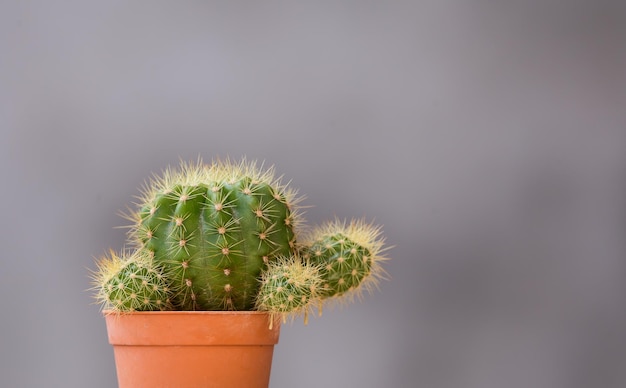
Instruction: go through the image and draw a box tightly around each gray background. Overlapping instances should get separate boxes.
[1,1,625,387]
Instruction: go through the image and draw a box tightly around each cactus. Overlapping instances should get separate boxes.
[256,255,322,328]
[92,250,172,312]
[301,219,389,305]
[125,159,303,311]
[91,158,391,328]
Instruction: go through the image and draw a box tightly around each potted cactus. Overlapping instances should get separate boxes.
[92,158,389,388]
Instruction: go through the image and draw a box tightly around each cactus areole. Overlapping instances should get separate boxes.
[130,160,299,311]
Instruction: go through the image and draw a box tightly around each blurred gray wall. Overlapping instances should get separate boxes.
[1,1,625,387]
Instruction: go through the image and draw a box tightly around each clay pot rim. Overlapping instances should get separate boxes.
[104,309,281,346]
[102,310,271,316]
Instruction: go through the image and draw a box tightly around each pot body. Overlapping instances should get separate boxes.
[104,311,281,388]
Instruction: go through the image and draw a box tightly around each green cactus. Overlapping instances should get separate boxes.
[92,250,172,312]
[256,255,322,328]
[91,158,391,328]
[302,219,389,304]
[126,159,303,311]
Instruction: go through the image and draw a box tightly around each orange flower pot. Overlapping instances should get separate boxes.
[104,311,281,388]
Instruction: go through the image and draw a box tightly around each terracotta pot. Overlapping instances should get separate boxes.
[104,311,281,388]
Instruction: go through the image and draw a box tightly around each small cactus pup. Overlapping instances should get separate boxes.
[302,218,389,310]
[256,255,322,329]
[92,249,172,312]
[126,158,304,311]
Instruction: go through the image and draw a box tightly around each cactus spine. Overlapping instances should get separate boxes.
[128,159,302,311]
